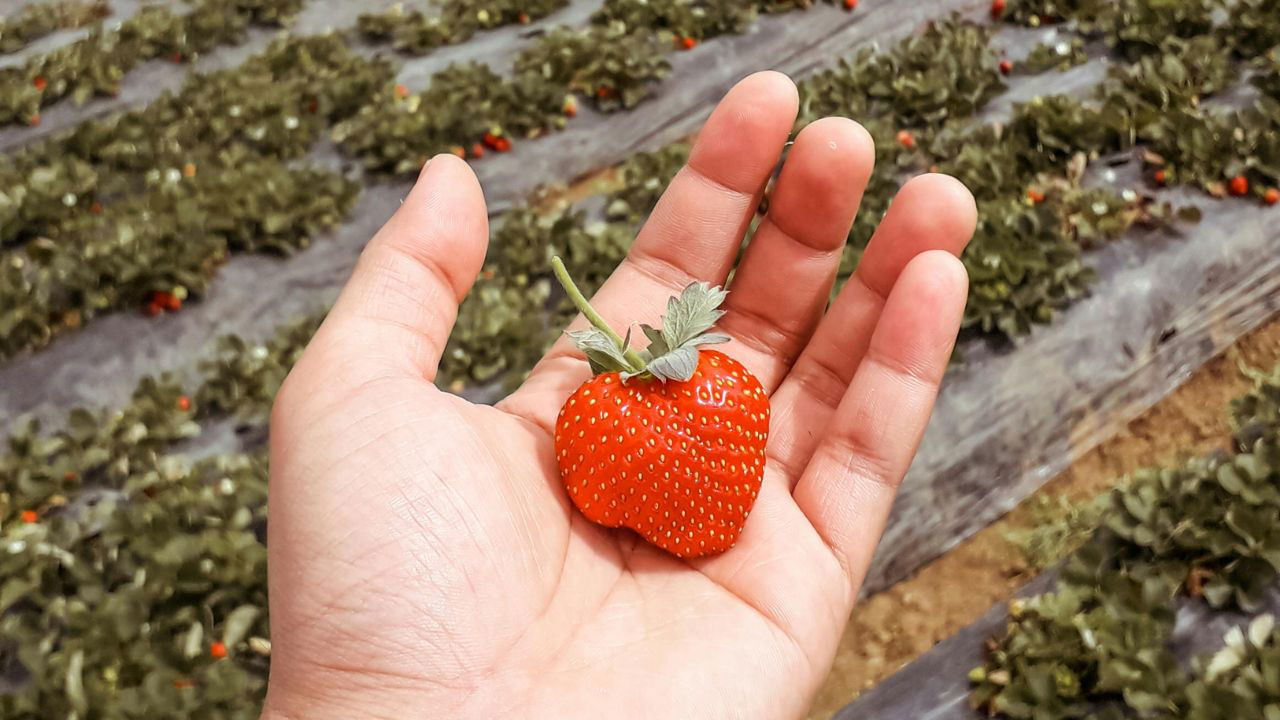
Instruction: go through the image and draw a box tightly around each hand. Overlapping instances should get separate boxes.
[262,72,976,720]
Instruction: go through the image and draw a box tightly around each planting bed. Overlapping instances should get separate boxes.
[2,0,1280,716]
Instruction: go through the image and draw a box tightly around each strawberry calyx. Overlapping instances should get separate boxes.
[551,256,729,383]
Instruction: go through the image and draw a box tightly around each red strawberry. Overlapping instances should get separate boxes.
[1229,175,1249,197]
[550,258,769,558]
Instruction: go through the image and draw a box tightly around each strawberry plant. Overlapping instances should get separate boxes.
[0,0,109,54]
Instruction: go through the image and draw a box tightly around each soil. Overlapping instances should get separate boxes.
[805,316,1280,720]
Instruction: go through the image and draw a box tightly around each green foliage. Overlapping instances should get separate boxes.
[798,18,1005,129]
[0,0,109,54]
[1005,493,1110,571]
[342,0,826,173]
[0,0,307,126]
[1003,0,1220,59]
[334,62,566,173]
[604,142,691,222]
[357,0,570,55]
[0,305,329,716]
[591,0,757,40]
[0,34,386,360]
[439,208,634,388]
[1021,38,1088,74]
[518,24,672,111]
[197,314,326,421]
[972,367,1280,718]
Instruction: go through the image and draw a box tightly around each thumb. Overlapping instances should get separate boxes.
[319,154,489,383]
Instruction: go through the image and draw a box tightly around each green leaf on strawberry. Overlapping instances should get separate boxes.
[551,256,730,383]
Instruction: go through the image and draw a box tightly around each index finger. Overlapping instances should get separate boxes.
[504,71,798,425]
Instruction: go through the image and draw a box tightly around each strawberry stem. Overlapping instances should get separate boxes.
[551,256,647,371]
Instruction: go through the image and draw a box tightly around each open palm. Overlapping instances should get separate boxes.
[262,72,976,720]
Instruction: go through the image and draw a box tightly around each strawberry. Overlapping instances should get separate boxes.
[1265,188,1279,206]
[550,258,769,558]
[990,0,1006,18]
[1229,175,1249,197]
[998,58,1013,75]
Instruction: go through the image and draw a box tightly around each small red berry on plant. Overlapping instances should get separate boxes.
[471,143,485,158]
[21,510,38,524]
[596,86,613,99]
[154,291,181,311]
[33,76,47,91]
[494,137,512,152]
[177,395,192,411]
[998,59,1013,75]
[1229,175,1249,197]
[210,643,227,659]
[1154,169,1167,186]
[843,0,857,9]
[1027,188,1046,204]
[1265,188,1279,206]
[681,36,697,50]
[991,0,1006,17]
[550,257,769,558]
[394,84,409,99]
[563,97,578,117]
[896,129,915,149]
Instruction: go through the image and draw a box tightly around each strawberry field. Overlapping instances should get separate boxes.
[2,0,1280,717]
